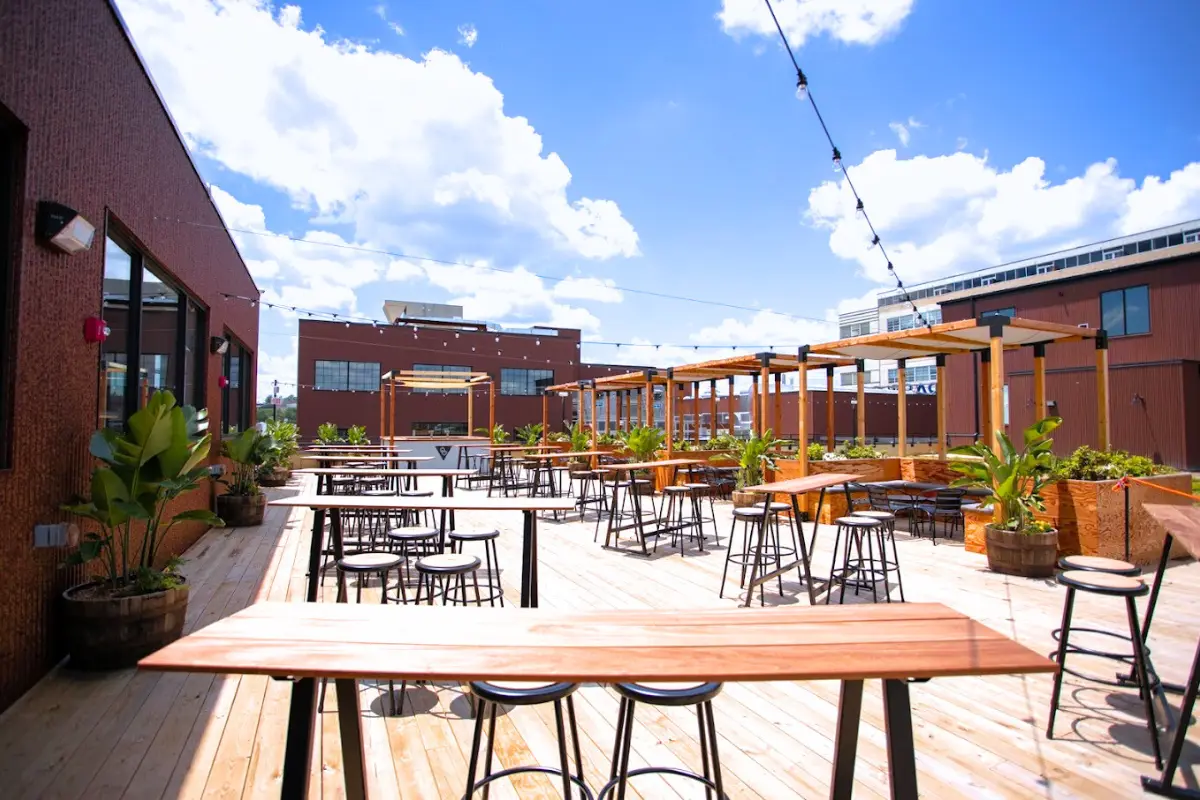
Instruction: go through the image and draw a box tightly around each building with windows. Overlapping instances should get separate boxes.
[296,304,647,439]
[0,0,259,710]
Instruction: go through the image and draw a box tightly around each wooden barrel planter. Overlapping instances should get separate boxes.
[984,525,1058,578]
[731,489,758,508]
[258,468,290,487]
[217,493,267,527]
[61,580,189,670]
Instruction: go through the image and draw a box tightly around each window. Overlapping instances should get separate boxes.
[222,335,251,433]
[501,368,553,396]
[1185,230,1199,244]
[839,372,857,387]
[0,109,22,468]
[348,361,380,391]
[838,321,873,338]
[314,360,348,390]
[887,365,937,385]
[1103,248,1124,261]
[413,363,470,394]
[100,230,208,429]
[1100,285,1150,336]
[982,307,1015,318]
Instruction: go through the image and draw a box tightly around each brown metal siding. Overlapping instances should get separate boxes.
[0,0,259,710]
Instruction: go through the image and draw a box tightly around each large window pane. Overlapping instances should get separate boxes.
[183,301,204,407]
[500,368,553,396]
[1100,289,1125,336]
[1124,285,1150,335]
[348,361,381,391]
[140,263,178,399]
[101,237,133,429]
[314,360,348,390]
[222,337,251,433]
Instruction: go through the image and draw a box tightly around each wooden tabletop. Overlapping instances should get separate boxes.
[299,455,432,463]
[269,494,576,512]
[743,472,861,495]
[526,450,610,460]
[603,458,700,471]
[1144,503,1200,559]
[292,468,474,477]
[139,602,1054,683]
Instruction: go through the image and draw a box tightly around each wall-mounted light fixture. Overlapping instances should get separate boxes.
[210,335,230,355]
[36,201,95,254]
[83,317,110,344]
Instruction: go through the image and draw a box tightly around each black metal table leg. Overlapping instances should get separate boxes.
[305,509,326,603]
[740,493,773,608]
[830,679,864,800]
[520,510,538,608]
[335,677,368,800]
[790,494,817,605]
[1119,532,1186,694]
[1142,635,1200,799]
[882,678,919,800]
[280,677,317,799]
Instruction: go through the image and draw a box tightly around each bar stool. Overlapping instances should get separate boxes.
[684,477,720,544]
[386,526,441,599]
[449,529,505,606]
[825,516,890,604]
[573,468,606,521]
[1058,555,1140,576]
[720,506,788,605]
[850,509,905,602]
[414,552,483,606]
[660,485,704,554]
[464,681,591,799]
[398,489,435,527]
[600,682,725,800]
[1047,569,1163,769]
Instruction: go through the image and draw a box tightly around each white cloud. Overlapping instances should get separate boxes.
[119,0,638,260]
[550,276,623,303]
[1119,163,1200,234]
[955,136,968,151]
[690,309,835,348]
[256,330,298,399]
[718,0,914,47]
[372,3,404,35]
[457,23,477,48]
[887,116,922,147]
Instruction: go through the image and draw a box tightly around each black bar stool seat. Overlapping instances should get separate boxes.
[1058,554,1140,576]
[465,681,591,799]
[601,682,725,799]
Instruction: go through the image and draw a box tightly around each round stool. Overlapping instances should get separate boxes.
[683,482,720,542]
[826,516,891,604]
[1047,569,1163,769]
[414,552,482,606]
[661,485,704,554]
[1058,555,1140,576]
[465,681,591,799]
[851,509,905,601]
[600,682,724,799]
[398,489,435,526]
[385,526,440,600]
[720,506,789,605]
[325,551,403,715]
[449,529,505,606]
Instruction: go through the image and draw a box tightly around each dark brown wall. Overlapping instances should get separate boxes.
[942,254,1200,467]
[0,0,259,710]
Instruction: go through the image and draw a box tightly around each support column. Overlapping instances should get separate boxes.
[897,359,908,458]
[675,383,684,442]
[634,389,641,427]
[1033,343,1047,423]
[541,391,548,444]
[645,376,655,428]
[693,382,702,445]
[797,347,809,477]
[1096,333,1110,450]
[709,380,717,445]
[750,374,759,437]
[727,377,736,436]
[855,360,866,443]
[979,349,992,445]
[378,374,385,442]
[467,379,475,435]
[665,370,675,455]
[826,365,836,451]
[773,372,783,439]
[989,335,1005,456]
[488,378,495,439]
[589,385,598,449]
[388,376,396,447]
[935,355,947,459]
[758,356,771,438]
[605,391,612,437]
[576,386,584,430]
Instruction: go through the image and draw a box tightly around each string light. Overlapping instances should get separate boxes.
[761,0,932,328]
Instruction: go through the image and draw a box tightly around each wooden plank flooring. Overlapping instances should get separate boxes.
[2,474,1198,799]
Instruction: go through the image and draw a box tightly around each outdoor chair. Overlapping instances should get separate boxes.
[916,489,965,544]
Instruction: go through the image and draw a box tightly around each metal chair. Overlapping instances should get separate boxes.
[916,489,965,544]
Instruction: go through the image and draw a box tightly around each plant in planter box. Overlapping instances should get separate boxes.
[806,442,826,462]
[619,426,665,492]
[1051,446,1171,481]
[564,423,594,473]
[217,429,279,527]
[547,430,571,444]
[316,421,343,445]
[475,424,510,444]
[704,433,739,451]
[515,423,544,446]
[260,419,298,486]
[345,424,370,445]
[597,432,622,447]
[949,416,1062,578]
[726,429,784,506]
[61,390,224,669]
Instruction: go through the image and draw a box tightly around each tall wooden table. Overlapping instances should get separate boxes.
[1139,503,1200,799]
[140,602,1055,800]
[742,473,859,606]
[294,466,475,528]
[599,459,699,554]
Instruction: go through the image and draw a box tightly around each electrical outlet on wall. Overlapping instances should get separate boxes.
[33,522,79,548]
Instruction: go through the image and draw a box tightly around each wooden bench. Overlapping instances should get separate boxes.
[140,602,1053,800]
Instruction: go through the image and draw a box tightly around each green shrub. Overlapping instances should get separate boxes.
[836,440,884,459]
[704,433,739,451]
[515,423,544,446]
[345,425,369,445]
[806,442,826,461]
[316,422,342,444]
[1051,446,1171,481]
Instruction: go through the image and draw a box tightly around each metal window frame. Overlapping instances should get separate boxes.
[499,367,554,396]
[313,360,349,390]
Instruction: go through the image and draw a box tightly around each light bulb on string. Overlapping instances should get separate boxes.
[795,69,808,101]
[832,147,842,171]
[855,199,865,219]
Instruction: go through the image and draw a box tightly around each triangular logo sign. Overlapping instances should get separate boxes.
[436,445,452,459]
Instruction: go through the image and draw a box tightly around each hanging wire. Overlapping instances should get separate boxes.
[761,0,932,328]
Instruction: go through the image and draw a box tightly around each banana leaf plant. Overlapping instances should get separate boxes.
[63,390,224,595]
[515,423,544,446]
[221,429,279,496]
[620,426,665,463]
[948,416,1061,533]
[726,429,784,489]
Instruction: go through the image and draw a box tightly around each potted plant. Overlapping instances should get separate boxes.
[475,424,510,444]
[217,429,278,526]
[949,416,1062,578]
[566,423,593,474]
[316,421,343,445]
[61,390,224,670]
[620,426,665,494]
[259,419,298,486]
[726,429,784,507]
[345,424,369,445]
[515,423,544,447]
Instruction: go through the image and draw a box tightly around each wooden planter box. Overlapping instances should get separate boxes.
[964,473,1192,566]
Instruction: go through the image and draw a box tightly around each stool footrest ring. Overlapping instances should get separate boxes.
[463,766,594,800]
[597,767,727,800]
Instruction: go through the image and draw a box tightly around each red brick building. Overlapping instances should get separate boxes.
[0,0,259,710]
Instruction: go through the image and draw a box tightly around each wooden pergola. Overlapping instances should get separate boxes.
[800,315,1108,476]
[379,370,494,446]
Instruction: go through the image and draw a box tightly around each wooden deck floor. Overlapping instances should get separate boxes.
[2,475,1199,799]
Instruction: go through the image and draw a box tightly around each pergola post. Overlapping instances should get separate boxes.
[540,390,548,444]
[1033,342,1047,423]
[773,373,782,440]
[388,375,396,447]
[576,386,584,431]
[1096,332,1110,450]
[708,380,717,444]
[676,382,684,442]
[634,388,641,427]
[488,377,495,439]
[589,384,598,449]
[467,378,475,435]
[935,355,947,459]
[758,355,771,438]
[727,377,736,436]
[750,374,759,437]
[855,360,866,443]
[378,373,385,442]
[797,347,809,476]
[604,391,612,437]
[896,358,908,458]
[693,382,701,445]
[825,365,836,451]
[665,369,675,455]
[645,372,655,428]
[980,349,992,445]
[988,330,1005,455]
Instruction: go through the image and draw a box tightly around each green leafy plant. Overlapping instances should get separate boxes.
[263,419,298,472]
[621,426,665,463]
[567,422,591,453]
[1051,445,1171,481]
[816,439,885,461]
[546,430,571,443]
[675,439,698,451]
[807,442,826,461]
[475,424,510,444]
[597,432,622,446]
[62,390,224,596]
[515,423,544,446]
[704,433,739,451]
[949,416,1062,533]
[221,429,279,496]
[316,422,342,444]
[725,429,785,489]
[345,425,369,445]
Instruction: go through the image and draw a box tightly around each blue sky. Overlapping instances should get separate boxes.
[116,0,1200,398]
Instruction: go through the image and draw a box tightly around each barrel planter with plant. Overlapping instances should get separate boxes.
[725,430,784,507]
[217,428,278,527]
[949,416,1062,578]
[61,390,224,669]
[258,419,298,486]
[565,423,593,475]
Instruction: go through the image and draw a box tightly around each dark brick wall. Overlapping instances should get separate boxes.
[0,0,258,710]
